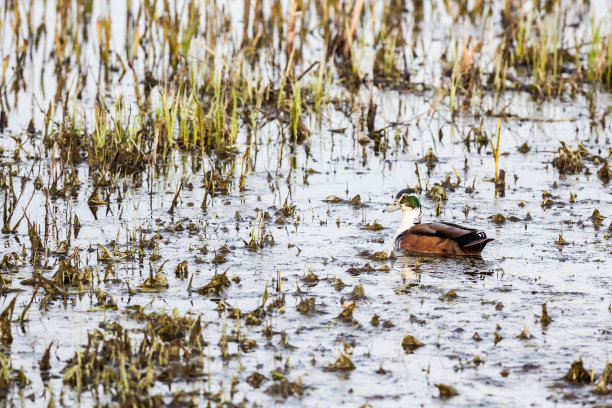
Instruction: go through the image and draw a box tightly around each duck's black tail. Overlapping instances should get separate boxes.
[460,232,494,255]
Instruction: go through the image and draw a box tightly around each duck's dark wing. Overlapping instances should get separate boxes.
[401,222,493,254]
[409,222,476,238]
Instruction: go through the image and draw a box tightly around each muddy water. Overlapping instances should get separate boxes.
[2,89,610,406]
[1,1,611,407]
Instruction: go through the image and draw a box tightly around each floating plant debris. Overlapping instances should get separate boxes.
[563,360,594,385]
[265,378,304,399]
[247,372,268,389]
[347,284,366,300]
[590,209,606,226]
[141,269,169,289]
[516,325,534,340]
[490,214,506,224]
[592,362,612,395]
[366,251,388,261]
[301,270,320,286]
[211,252,228,265]
[401,335,424,353]
[518,143,531,153]
[332,278,346,291]
[597,161,610,182]
[382,320,395,328]
[296,298,319,316]
[346,263,376,275]
[361,222,384,231]
[420,148,439,163]
[328,353,356,371]
[348,194,362,208]
[441,289,458,300]
[175,261,188,278]
[196,272,230,296]
[541,198,554,208]
[0,297,17,344]
[541,303,553,327]
[426,184,448,201]
[435,383,458,399]
[323,195,344,203]
[552,143,587,174]
[336,303,357,324]
[53,259,92,286]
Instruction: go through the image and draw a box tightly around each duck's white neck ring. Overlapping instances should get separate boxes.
[393,208,421,243]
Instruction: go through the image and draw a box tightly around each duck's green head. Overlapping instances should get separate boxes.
[384,188,420,213]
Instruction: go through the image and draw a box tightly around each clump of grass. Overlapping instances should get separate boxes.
[245,211,274,251]
[497,0,611,96]
[552,142,587,174]
[63,309,204,403]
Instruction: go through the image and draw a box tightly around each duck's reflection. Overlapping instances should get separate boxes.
[400,260,420,283]
[395,252,496,286]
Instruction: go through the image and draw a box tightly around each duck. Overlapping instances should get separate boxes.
[383,188,493,256]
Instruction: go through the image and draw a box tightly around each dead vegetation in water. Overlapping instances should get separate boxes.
[401,335,424,353]
[53,258,92,286]
[327,352,356,371]
[540,303,553,327]
[141,262,169,289]
[592,362,612,395]
[336,302,358,325]
[563,359,594,384]
[196,271,230,296]
[62,309,205,404]
[0,352,30,397]
[358,250,389,262]
[435,383,458,399]
[265,376,304,399]
[551,143,612,183]
[552,143,587,174]
[361,221,384,231]
[296,298,320,316]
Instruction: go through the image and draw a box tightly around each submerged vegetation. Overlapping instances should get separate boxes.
[0,0,610,406]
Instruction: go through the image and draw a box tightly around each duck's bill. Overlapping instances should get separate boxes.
[383,203,400,213]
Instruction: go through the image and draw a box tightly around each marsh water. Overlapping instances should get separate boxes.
[0,0,611,407]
